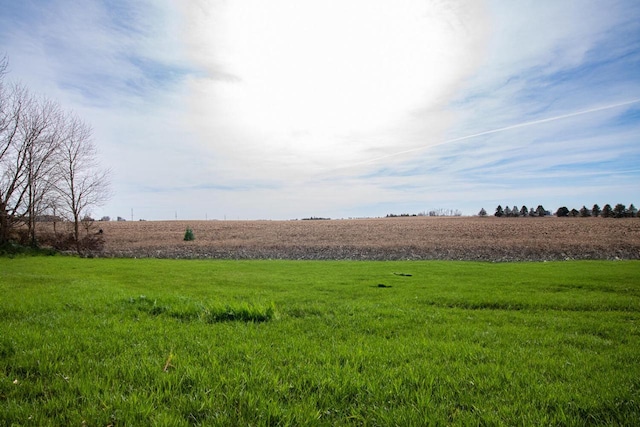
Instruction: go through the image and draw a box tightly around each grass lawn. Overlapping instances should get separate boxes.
[1,257,639,425]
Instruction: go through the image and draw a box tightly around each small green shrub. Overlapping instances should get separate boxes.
[183,227,195,241]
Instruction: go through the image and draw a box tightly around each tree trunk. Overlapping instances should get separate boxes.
[0,203,9,245]
[73,212,81,255]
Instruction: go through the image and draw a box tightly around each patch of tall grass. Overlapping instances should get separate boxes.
[125,295,277,322]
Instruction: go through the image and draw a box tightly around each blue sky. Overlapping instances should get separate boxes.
[1,0,638,220]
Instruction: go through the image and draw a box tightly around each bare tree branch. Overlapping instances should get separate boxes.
[0,83,36,243]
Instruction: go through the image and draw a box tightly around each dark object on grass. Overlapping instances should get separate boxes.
[393,272,412,277]
[377,284,392,288]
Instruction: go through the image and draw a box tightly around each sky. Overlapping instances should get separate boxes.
[1,0,639,220]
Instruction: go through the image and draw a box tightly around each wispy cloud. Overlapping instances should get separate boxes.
[1,0,190,104]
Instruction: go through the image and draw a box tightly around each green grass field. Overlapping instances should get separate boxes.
[1,257,639,425]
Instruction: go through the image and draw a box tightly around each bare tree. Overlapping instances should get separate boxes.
[23,98,64,245]
[0,56,112,250]
[0,82,33,244]
[54,114,111,253]
[0,56,37,244]
[0,73,65,246]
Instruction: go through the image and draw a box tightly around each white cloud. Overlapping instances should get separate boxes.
[180,0,490,177]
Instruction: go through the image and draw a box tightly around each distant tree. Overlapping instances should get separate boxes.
[627,203,637,218]
[100,216,110,221]
[555,206,570,217]
[613,203,626,218]
[425,208,462,217]
[184,227,195,241]
[81,214,96,236]
[519,206,528,217]
[570,208,580,217]
[505,206,512,217]
[591,204,601,217]
[478,208,487,217]
[529,207,536,217]
[601,204,613,218]
[495,205,504,217]
[536,205,546,217]
[579,206,591,217]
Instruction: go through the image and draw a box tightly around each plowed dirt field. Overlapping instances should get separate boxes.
[87,217,640,261]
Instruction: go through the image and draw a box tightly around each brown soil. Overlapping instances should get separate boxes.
[54,216,640,261]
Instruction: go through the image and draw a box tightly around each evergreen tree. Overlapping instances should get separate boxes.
[505,206,512,217]
[478,208,487,217]
[529,207,536,217]
[579,206,590,217]
[613,203,626,218]
[627,203,637,218]
[536,205,546,217]
[556,207,570,217]
[602,204,613,218]
[520,206,528,217]
[591,204,601,217]
[184,227,195,241]
[495,205,504,217]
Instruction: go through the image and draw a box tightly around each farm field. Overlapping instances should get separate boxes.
[1,257,639,425]
[80,216,640,261]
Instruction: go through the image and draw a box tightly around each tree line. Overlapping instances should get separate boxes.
[386,209,463,218]
[0,56,111,252]
[478,203,638,218]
